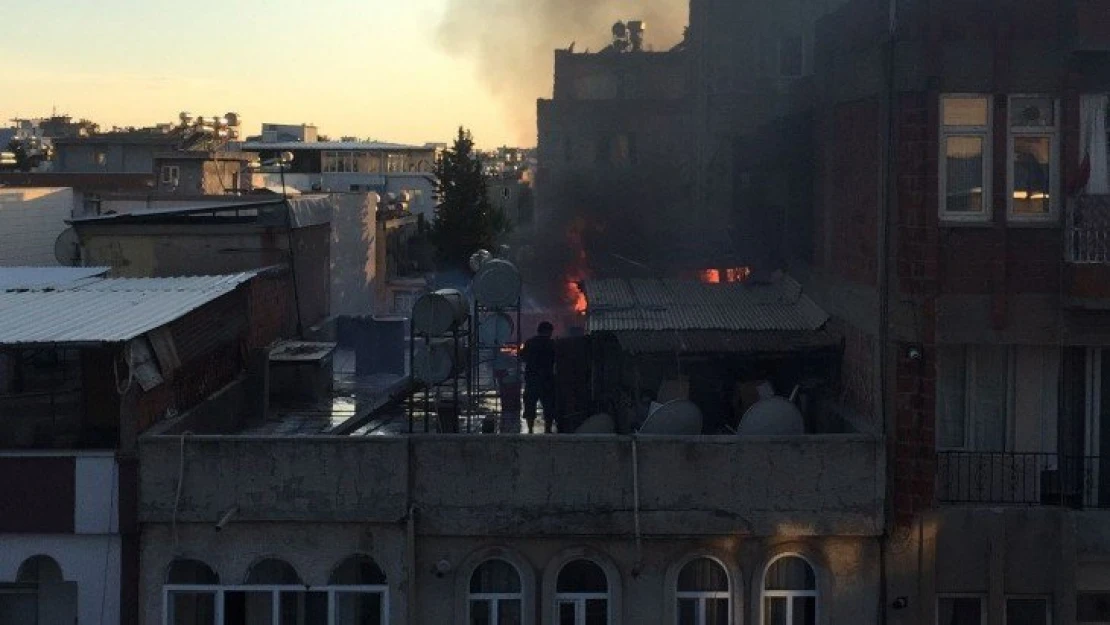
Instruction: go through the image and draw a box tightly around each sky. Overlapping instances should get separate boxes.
[0,0,536,148]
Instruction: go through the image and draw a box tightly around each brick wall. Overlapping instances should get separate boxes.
[833,319,877,428]
[247,272,294,349]
[892,346,937,525]
[896,92,941,297]
[822,97,881,286]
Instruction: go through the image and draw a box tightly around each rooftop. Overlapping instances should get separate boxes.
[0,271,256,345]
[0,266,108,291]
[241,141,432,152]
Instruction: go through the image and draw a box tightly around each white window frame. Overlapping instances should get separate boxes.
[162,584,389,625]
[468,559,524,625]
[161,165,180,185]
[760,554,818,625]
[1005,595,1052,625]
[936,593,987,625]
[555,592,610,625]
[940,94,994,222]
[675,557,732,625]
[1007,95,1061,222]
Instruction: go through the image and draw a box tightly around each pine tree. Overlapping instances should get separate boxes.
[431,127,508,269]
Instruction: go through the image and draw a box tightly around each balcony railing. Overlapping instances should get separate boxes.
[1067,195,1110,263]
[938,451,1110,508]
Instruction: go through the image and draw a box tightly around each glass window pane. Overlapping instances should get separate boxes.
[1010,98,1055,128]
[937,345,968,449]
[498,599,523,625]
[559,602,576,625]
[944,98,989,127]
[223,591,272,625]
[168,591,216,625]
[765,557,815,591]
[708,598,730,625]
[166,559,218,584]
[470,599,491,625]
[585,598,608,625]
[945,136,986,213]
[280,591,327,625]
[470,559,521,593]
[1012,136,1052,215]
[1006,598,1048,625]
[1078,592,1110,621]
[678,598,698,625]
[969,345,1009,452]
[335,591,383,625]
[245,559,301,585]
[557,560,608,593]
[330,556,387,585]
[678,558,729,592]
[0,593,38,625]
[938,597,983,625]
[793,596,816,625]
[765,597,788,625]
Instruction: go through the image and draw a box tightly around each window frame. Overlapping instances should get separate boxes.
[760,554,818,625]
[162,584,389,625]
[468,558,525,625]
[940,94,994,223]
[1006,95,1061,223]
[161,165,180,185]
[1005,595,1052,625]
[553,558,611,625]
[675,556,732,625]
[937,594,987,625]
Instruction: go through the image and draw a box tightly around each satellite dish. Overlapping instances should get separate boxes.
[54,228,81,266]
[639,400,703,435]
[576,413,616,434]
[737,397,804,435]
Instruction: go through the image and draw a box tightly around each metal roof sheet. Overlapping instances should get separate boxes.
[608,329,842,355]
[583,276,829,334]
[0,272,256,345]
[0,266,110,290]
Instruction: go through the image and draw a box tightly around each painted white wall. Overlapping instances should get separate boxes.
[75,455,119,534]
[0,534,121,625]
[0,187,73,265]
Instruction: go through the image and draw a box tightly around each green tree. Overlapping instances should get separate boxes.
[431,127,509,269]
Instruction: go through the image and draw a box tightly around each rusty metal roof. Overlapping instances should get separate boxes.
[583,276,829,334]
[0,272,256,345]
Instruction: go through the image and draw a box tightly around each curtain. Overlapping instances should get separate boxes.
[1080,94,1109,195]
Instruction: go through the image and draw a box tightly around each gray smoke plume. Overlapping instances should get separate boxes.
[437,0,687,145]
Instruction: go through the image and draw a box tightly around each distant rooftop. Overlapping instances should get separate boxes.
[0,271,256,345]
[241,141,433,152]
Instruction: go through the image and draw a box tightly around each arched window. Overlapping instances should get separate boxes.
[330,555,388,625]
[676,558,730,625]
[16,555,63,584]
[244,558,302,585]
[762,556,817,625]
[469,558,523,624]
[555,559,609,625]
[165,559,218,625]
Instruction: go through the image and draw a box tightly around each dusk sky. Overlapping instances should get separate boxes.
[0,0,533,147]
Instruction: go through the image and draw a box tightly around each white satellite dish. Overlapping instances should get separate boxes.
[53,228,81,266]
[737,397,805,435]
[639,400,703,435]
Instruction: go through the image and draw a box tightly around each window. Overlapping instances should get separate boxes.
[941,95,992,220]
[762,556,816,625]
[163,556,388,625]
[1078,592,1110,623]
[387,154,406,173]
[1006,597,1050,625]
[469,559,523,625]
[94,150,107,167]
[938,596,985,625]
[676,558,730,625]
[1008,96,1059,220]
[323,151,355,173]
[161,165,180,185]
[555,560,609,625]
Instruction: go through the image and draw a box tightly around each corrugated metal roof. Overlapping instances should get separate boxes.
[609,329,841,355]
[584,276,829,334]
[0,272,256,345]
[0,266,110,291]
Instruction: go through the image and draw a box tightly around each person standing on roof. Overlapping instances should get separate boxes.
[521,321,557,433]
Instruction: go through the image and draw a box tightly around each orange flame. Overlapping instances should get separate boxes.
[698,267,751,284]
[564,217,590,315]
[700,269,721,283]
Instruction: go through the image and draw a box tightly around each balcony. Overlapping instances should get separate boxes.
[1064,196,1110,306]
[937,451,1110,508]
[139,434,885,537]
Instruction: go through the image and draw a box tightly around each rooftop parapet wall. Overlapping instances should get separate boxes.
[140,434,884,536]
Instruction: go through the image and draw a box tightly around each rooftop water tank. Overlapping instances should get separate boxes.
[411,289,469,336]
[413,339,466,385]
[478,312,515,346]
[472,259,521,308]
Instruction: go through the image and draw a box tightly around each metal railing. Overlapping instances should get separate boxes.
[938,451,1109,508]
[1067,195,1110,263]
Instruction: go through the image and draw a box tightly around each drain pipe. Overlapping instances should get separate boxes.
[631,435,643,577]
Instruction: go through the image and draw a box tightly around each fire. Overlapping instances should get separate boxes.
[500,343,522,357]
[566,281,587,314]
[563,217,590,315]
[698,267,751,284]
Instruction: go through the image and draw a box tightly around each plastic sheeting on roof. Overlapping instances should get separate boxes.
[583,276,829,334]
[0,266,110,291]
[0,272,256,345]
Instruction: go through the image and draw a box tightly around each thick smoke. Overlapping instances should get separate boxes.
[437,0,687,145]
